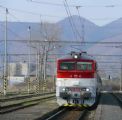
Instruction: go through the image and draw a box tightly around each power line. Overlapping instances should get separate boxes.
[76,6,85,42]
[0,22,25,40]
[1,53,122,57]
[98,61,121,63]
[90,54,122,57]
[28,0,74,7]
[1,4,122,22]
[0,40,122,44]
[99,68,121,70]
[0,4,62,18]
[63,0,78,41]
[64,0,83,41]
[27,0,122,8]
[8,12,36,34]
[0,7,27,40]
[1,8,47,41]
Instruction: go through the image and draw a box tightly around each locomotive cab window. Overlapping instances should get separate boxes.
[77,62,92,71]
[59,62,75,70]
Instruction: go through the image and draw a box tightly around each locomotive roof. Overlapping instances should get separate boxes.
[57,53,96,62]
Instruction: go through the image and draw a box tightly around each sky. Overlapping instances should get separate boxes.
[0,0,122,26]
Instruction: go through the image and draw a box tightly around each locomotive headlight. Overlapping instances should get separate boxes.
[74,55,78,59]
[62,88,65,91]
[86,88,90,92]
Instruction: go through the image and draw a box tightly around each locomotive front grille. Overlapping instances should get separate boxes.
[60,87,91,99]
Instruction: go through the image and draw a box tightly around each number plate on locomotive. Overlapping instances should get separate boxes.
[68,87,81,92]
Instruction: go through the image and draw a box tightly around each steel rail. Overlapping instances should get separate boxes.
[45,108,66,120]
[39,107,87,120]
[0,94,55,114]
[0,92,55,102]
[35,107,66,120]
[111,93,122,108]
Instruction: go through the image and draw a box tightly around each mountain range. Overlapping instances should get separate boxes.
[0,15,122,57]
[0,15,122,41]
[0,15,122,56]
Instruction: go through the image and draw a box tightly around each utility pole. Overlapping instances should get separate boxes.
[3,8,8,96]
[27,26,31,94]
[36,50,39,93]
[40,51,43,92]
[120,61,122,91]
[43,45,47,91]
[38,43,42,93]
[43,46,47,80]
[35,47,41,93]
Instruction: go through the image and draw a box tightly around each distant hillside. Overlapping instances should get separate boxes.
[0,22,59,54]
[1,15,122,42]
[57,15,99,41]
[1,15,122,54]
[87,34,122,55]
[89,18,122,41]
[57,15,122,42]
[87,34,122,78]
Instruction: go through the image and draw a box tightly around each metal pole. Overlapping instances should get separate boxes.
[38,43,41,92]
[38,52,41,92]
[120,61,122,91]
[27,26,31,94]
[44,46,47,80]
[40,52,43,92]
[36,50,39,93]
[43,46,47,91]
[3,8,8,96]
[53,56,56,91]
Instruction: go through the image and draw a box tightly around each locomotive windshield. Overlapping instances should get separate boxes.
[59,61,92,71]
[77,62,92,70]
[60,62,75,70]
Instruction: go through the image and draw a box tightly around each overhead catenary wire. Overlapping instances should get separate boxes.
[1,4,122,23]
[4,7,58,42]
[0,24,25,40]
[0,40,122,44]
[27,0,122,8]
[76,6,85,42]
[63,1,78,41]
[0,7,27,40]
[1,53,122,57]
[0,7,52,46]
[64,0,83,41]
[27,0,75,7]
[8,12,39,40]
[0,4,62,18]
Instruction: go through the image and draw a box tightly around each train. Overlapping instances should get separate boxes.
[56,51,102,107]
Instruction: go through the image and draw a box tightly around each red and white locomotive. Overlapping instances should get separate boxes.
[56,51,102,106]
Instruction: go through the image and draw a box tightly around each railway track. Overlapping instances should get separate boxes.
[36,107,87,120]
[112,92,122,108]
[36,94,101,120]
[0,93,55,114]
[0,92,55,102]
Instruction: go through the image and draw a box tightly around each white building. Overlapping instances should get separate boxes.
[8,62,36,85]
[8,62,36,76]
